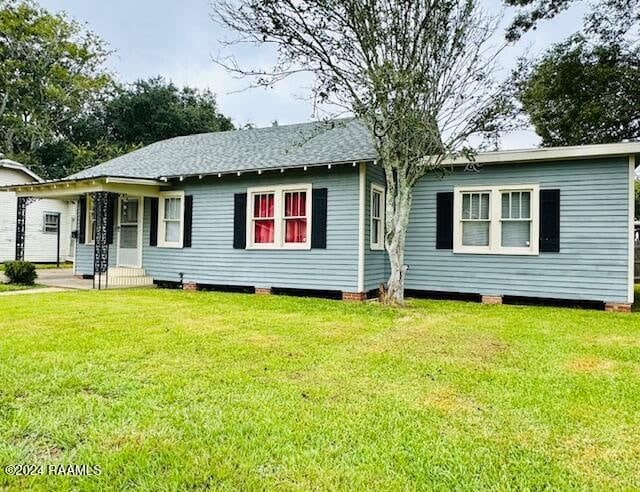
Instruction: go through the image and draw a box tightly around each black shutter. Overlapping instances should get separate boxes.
[149,197,159,246]
[311,188,328,249]
[540,189,560,252]
[78,197,87,244]
[183,195,193,248]
[106,194,116,245]
[436,192,454,249]
[233,193,247,249]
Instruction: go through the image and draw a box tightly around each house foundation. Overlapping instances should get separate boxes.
[604,302,632,313]
[342,291,367,302]
[481,295,503,305]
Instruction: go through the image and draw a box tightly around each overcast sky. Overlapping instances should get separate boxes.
[39,0,587,149]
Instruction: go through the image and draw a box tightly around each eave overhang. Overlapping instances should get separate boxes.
[441,142,640,167]
[0,176,168,199]
[157,159,376,182]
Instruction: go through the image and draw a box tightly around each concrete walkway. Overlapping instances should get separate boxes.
[0,268,156,294]
[36,268,93,290]
[0,287,70,296]
[0,268,93,295]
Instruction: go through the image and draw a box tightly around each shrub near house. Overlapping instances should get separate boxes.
[4,261,37,285]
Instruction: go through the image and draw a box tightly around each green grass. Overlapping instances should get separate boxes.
[34,262,73,270]
[0,289,639,490]
[0,283,42,292]
[0,262,73,271]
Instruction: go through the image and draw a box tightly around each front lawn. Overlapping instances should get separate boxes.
[0,289,639,490]
[0,283,42,293]
[0,262,73,271]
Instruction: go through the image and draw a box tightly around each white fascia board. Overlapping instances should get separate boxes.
[441,142,640,166]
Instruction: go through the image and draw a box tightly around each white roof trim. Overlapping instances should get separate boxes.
[0,175,167,196]
[0,159,44,182]
[442,142,640,166]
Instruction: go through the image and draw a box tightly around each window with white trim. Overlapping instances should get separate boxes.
[86,195,95,244]
[454,185,539,255]
[370,184,385,250]
[461,191,490,247]
[247,184,312,249]
[43,212,60,234]
[501,190,532,248]
[158,191,184,248]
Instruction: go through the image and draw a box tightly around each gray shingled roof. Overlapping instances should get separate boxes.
[69,118,376,180]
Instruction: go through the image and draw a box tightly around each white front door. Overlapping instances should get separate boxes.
[117,196,142,267]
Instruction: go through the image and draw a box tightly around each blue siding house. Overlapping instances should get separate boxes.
[6,119,637,310]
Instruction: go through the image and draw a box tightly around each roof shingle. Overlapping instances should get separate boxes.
[69,118,376,180]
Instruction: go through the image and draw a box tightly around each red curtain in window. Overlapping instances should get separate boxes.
[285,191,306,216]
[254,194,274,243]
[285,192,306,243]
[255,220,274,243]
[254,194,274,217]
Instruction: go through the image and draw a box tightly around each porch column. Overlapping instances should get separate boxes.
[92,191,116,289]
[15,197,38,261]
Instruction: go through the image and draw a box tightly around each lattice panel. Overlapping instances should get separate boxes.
[92,192,112,289]
[14,197,39,261]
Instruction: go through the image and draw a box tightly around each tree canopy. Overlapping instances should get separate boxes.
[1,1,233,179]
[506,0,639,146]
[104,77,233,146]
[0,0,112,162]
[514,36,640,146]
[504,0,639,41]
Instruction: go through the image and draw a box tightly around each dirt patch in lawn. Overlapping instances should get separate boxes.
[423,386,481,415]
[566,356,617,374]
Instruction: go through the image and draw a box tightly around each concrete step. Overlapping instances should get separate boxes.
[105,267,154,288]
[107,275,155,288]
[108,267,146,278]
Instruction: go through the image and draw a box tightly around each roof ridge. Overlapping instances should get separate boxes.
[165,116,359,142]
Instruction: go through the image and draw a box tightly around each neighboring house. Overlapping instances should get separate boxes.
[2,119,637,310]
[0,159,76,263]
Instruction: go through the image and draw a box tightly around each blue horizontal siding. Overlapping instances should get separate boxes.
[364,162,388,291]
[73,157,631,304]
[401,157,631,303]
[75,241,116,275]
[142,166,360,291]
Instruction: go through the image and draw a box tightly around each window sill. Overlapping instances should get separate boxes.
[370,245,385,251]
[453,248,539,256]
[246,244,311,251]
[157,243,184,249]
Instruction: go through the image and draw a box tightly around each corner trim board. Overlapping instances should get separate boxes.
[357,162,366,292]
[629,155,635,304]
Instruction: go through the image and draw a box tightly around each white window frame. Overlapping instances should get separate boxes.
[246,183,312,250]
[453,184,539,255]
[43,212,60,234]
[158,191,185,248]
[86,195,95,245]
[370,184,385,251]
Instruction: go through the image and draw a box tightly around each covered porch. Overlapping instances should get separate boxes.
[5,176,167,289]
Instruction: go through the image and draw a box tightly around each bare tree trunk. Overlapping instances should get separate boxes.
[4,128,14,155]
[0,92,8,120]
[383,163,413,305]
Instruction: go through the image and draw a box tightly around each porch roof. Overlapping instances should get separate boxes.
[0,175,167,199]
